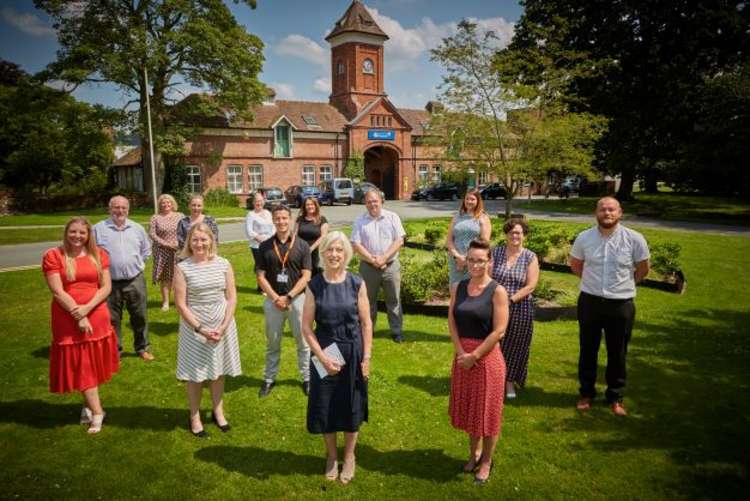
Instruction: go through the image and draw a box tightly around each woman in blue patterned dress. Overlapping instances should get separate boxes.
[490,218,539,399]
[174,223,241,438]
[447,189,491,284]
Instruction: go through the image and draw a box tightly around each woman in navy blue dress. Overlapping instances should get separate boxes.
[302,231,373,485]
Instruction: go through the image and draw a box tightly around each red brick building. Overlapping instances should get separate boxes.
[118,0,448,204]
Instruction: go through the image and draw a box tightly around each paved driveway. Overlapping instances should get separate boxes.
[2,199,748,271]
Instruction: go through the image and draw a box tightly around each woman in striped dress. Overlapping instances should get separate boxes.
[449,239,509,484]
[490,218,539,399]
[174,223,241,438]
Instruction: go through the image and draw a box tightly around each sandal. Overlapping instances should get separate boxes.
[325,457,338,481]
[87,412,106,434]
[340,456,356,484]
[463,455,481,473]
[80,407,93,425]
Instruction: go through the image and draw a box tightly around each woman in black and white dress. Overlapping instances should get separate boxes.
[174,223,241,438]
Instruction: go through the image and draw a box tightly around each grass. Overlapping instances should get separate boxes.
[0,225,748,498]
[512,192,750,225]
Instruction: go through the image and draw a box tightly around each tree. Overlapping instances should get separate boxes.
[343,151,364,181]
[35,0,266,201]
[509,0,750,199]
[0,70,117,194]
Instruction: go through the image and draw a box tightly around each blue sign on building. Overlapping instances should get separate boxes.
[368,129,395,141]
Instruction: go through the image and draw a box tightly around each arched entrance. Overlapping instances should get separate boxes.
[364,145,399,199]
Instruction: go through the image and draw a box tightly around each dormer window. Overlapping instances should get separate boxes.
[362,58,374,74]
[273,119,293,158]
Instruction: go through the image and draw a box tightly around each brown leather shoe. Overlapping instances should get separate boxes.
[611,402,628,416]
[576,397,593,410]
[139,351,155,361]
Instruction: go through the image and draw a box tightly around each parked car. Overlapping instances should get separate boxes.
[411,185,430,201]
[284,185,322,207]
[418,183,459,201]
[479,182,506,199]
[353,182,385,204]
[246,186,287,210]
[319,177,354,205]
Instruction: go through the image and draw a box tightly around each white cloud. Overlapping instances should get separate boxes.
[365,7,514,70]
[272,82,296,100]
[275,34,327,67]
[0,7,55,37]
[313,77,331,94]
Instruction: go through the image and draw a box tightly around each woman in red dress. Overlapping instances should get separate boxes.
[42,217,120,434]
[448,239,509,484]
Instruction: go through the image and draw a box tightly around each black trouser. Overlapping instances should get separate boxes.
[577,291,635,403]
[108,273,150,354]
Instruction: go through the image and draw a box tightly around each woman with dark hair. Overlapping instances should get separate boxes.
[296,196,329,275]
[490,218,539,399]
[446,189,491,284]
[449,238,509,484]
[42,217,120,434]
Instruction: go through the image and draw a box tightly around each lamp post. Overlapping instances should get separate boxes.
[144,66,158,214]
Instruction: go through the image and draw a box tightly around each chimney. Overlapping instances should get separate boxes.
[425,100,443,114]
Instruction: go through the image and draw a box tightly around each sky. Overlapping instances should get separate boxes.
[0,0,523,111]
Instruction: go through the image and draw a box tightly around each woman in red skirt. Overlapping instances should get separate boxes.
[448,238,509,484]
[42,217,120,434]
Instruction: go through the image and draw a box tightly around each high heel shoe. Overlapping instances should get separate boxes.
[87,412,106,435]
[340,456,356,484]
[189,420,208,438]
[211,412,231,432]
[474,461,493,485]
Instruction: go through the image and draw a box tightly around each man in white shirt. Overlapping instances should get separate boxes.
[351,190,406,343]
[569,197,650,416]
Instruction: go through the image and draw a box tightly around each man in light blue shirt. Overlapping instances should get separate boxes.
[93,195,154,360]
[569,197,650,416]
[351,190,406,343]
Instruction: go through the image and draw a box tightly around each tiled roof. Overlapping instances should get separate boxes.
[325,1,388,41]
[234,100,349,132]
[397,108,432,136]
[112,146,141,166]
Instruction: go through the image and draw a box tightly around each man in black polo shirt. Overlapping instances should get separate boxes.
[256,205,312,397]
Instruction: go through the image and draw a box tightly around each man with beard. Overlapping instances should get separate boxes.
[569,197,650,416]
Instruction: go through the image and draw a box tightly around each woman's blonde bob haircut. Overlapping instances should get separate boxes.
[157,193,178,212]
[181,222,218,259]
[318,231,353,271]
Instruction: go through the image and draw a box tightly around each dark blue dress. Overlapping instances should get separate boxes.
[307,272,369,433]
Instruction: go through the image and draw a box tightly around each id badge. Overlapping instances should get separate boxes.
[276,272,289,284]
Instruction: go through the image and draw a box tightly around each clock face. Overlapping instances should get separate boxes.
[363,59,374,74]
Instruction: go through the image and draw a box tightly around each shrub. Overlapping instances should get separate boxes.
[400,251,449,304]
[494,220,574,264]
[533,278,561,302]
[203,188,239,207]
[650,242,682,277]
[424,221,447,245]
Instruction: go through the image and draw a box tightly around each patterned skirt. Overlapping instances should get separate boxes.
[152,244,177,284]
[449,337,505,437]
[501,300,534,386]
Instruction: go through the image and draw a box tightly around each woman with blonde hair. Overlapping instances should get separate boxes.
[42,217,120,434]
[302,231,372,484]
[446,189,491,284]
[174,223,241,437]
[149,193,184,310]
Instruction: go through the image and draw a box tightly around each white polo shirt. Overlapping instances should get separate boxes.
[570,224,650,299]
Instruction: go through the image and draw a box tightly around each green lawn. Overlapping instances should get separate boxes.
[0,206,247,227]
[513,193,750,225]
[0,227,748,498]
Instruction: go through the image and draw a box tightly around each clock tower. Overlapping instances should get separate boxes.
[326,0,388,120]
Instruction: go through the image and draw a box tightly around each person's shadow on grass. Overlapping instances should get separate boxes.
[195,443,462,482]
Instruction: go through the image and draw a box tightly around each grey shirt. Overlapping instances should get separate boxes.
[570,224,650,299]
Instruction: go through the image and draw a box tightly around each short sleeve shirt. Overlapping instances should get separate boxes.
[350,209,406,260]
[570,224,650,299]
[92,218,150,280]
[256,234,312,295]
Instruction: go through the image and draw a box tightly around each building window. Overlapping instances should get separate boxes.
[186,165,201,194]
[478,170,490,186]
[362,58,374,74]
[302,165,316,186]
[248,165,263,190]
[337,61,345,75]
[418,164,429,186]
[320,165,332,182]
[432,165,442,183]
[274,123,291,157]
[226,165,243,194]
[116,166,144,192]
